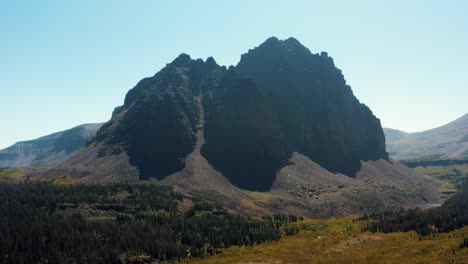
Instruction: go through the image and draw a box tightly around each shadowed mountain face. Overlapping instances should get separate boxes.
[95,55,224,180]
[384,113,468,159]
[0,123,103,168]
[202,38,388,190]
[202,70,289,190]
[92,37,388,191]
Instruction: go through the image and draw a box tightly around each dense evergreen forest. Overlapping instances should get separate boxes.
[364,175,468,236]
[0,183,295,263]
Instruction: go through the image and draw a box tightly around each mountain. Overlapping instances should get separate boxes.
[33,37,439,217]
[0,123,103,168]
[384,113,468,160]
[202,37,388,190]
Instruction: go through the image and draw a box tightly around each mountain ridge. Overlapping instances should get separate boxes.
[0,123,103,168]
[384,113,468,159]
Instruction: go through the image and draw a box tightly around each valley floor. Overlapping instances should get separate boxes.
[186,217,468,264]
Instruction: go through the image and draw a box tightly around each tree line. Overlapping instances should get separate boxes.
[364,174,468,236]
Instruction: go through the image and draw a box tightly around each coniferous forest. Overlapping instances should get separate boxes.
[364,176,468,236]
[0,183,292,263]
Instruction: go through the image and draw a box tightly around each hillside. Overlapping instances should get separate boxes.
[192,179,468,263]
[189,217,468,264]
[0,123,103,168]
[384,113,468,159]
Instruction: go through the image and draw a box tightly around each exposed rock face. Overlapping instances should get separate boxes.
[202,68,288,191]
[202,37,388,190]
[85,37,387,191]
[271,153,440,216]
[29,37,441,217]
[0,123,102,168]
[95,54,223,180]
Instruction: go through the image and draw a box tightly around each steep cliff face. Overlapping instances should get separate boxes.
[202,37,388,190]
[202,68,288,190]
[31,37,440,216]
[83,37,387,191]
[95,54,223,180]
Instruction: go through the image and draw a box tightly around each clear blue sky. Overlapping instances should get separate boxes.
[1,0,467,149]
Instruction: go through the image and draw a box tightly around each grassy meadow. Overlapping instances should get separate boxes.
[186,216,468,264]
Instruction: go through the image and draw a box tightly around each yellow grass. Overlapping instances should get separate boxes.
[51,175,80,185]
[185,217,468,264]
[86,216,117,221]
[0,168,25,181]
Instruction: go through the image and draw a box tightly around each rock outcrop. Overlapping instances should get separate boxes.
[95,54,224,180]
[202,37,388,190]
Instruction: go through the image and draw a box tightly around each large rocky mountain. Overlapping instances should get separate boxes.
[384,113,468,160]
[35,37,439,217]
[0,123,103,168]
[90,37,388,191]
[203,38,388,190]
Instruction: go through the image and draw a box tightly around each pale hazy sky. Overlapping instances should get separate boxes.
[1,0,467,149]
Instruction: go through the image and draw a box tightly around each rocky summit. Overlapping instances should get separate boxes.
[95,54,222,180]
[91,37,388,191]
[203,37,388,190]
[33,37,439,218]
[61,37,388,190]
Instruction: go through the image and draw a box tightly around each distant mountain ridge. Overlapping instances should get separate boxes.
[384,113,468,159]
[0,123,103,168]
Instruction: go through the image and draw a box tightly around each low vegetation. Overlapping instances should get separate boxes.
[0,168,25,182]
[416,166,467,190]
[188,174,468,263]
[364,174,467,236]
[2,163,468,263]
[188,217,468,263]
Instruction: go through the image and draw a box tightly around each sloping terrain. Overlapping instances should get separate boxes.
[189,217,468,264]
[271,153,439,217]
[384,113,468,159]
[0,123,103,168]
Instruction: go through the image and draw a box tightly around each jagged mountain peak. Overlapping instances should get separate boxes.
[34,37,439,217]
[238,37,313,69]
[60,38,387,191]
[238,37,335,66]
[258,36,307,49]
[169,53,221,69]
[171,52,192,65]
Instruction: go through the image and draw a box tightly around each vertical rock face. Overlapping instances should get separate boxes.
[202,68,289,190]
[95,54,223,180]
[202,37,388,190]
[92,37,388,191]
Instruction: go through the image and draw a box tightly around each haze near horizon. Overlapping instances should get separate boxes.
[1,0,467,149]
